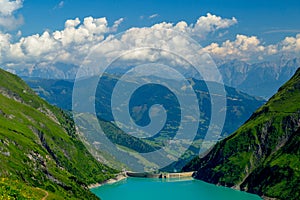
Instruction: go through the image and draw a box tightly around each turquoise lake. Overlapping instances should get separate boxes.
[91,177,262,200]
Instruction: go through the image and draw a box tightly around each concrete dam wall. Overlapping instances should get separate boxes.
[126,171,195,178]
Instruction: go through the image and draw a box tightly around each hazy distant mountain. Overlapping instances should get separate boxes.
[14,57,300,99]
[25,75,265,139]
[219,57,300,98]
[25,75,265,171]
[16,62,79,79]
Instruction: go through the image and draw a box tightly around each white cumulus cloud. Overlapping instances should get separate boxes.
[1,13,300,77]
[203,35,266,61]
[0,13,237,68]
[0,16,124,67]
[191,13,237,38]
[280,34,300,52]
[0,0,23,30]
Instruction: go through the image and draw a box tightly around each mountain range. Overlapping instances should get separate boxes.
[13,57,300,99]
[25,74,265,171]
[219,57,300,98]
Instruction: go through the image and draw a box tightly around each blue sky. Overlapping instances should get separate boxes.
[0,0,300,75]
[19,0,300,43]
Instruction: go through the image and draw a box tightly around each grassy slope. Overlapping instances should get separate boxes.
[0,69,117,199]
[183,68,300,200]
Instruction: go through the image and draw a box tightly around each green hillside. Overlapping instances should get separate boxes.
[183,68,300,200]
[0,68,117,199]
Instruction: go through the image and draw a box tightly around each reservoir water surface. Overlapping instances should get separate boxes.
[91,177,262,200]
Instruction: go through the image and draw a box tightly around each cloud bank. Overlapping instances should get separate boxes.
[0,12,299,76]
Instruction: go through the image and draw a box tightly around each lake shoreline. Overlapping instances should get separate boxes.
[91,176,262,200]
[192,175,268,200]
[90,171,266,199]
[88,172,128,189]
[88,171,196,189]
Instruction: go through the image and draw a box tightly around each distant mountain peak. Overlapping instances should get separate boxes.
[218,58,299,98]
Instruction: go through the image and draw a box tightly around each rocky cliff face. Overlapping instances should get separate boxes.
[183,68,300,200]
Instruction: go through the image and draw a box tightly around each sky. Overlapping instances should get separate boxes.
[0,0,300,75]
[18,0,300,43]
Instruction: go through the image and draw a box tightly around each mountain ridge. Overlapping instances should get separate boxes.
[25,74,265,171]
[183,68,300,200]
[219,58,299,98]
[0,68,117,199]
[9,57,299,99]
